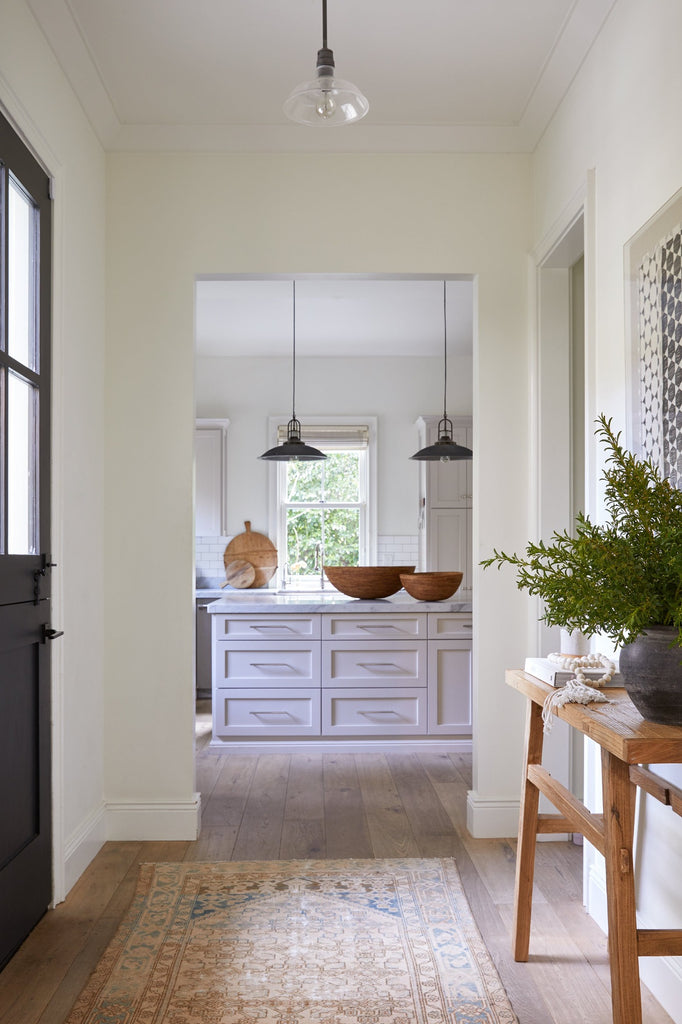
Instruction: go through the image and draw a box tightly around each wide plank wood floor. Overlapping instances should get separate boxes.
[0,702,674,1024]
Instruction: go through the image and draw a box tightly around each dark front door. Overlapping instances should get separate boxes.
[0,110,54,970]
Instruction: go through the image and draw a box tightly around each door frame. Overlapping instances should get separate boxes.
[0,99,66,905]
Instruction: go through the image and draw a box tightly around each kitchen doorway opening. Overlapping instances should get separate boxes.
[192,273,475,750]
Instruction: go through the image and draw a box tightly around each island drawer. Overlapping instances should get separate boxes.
[427,613,473,639]
[213,640,321,688]
[322,613,426,641]
[322,688,427,735]
[214,688,321,736]
[212,614,321,640]
[321,640,427,687]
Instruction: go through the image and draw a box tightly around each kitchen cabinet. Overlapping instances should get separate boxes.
[195,599,214,699]
[195,418,229,536]
[416,415,472,599]
[208,598,472,745]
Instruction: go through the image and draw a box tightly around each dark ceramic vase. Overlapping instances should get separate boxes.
[619,626,682,725]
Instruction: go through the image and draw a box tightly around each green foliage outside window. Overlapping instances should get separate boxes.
[284,451,363,578]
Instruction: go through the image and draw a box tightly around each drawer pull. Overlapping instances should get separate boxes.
[249,624,294,632]
[357,624,399,631]
[358,709,400,717]
[249,710,294,719]
[357,661,403,673]
[250,662,298,673]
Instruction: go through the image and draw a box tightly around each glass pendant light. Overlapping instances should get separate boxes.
[411,282,473,462]
[259,282,327,462]
[283,0,369,127]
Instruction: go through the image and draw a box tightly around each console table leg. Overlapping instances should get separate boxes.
[513,698,544,961]
[601,748,641,1024]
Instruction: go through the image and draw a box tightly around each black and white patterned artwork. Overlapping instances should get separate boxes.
[638,224,682,485]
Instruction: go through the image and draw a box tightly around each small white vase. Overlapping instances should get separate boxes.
[560,628,589,656]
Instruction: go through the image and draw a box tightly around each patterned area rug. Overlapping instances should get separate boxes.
[66,858,518,1024]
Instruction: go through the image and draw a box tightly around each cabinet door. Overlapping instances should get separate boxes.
[195,422,228,536]
[426,507,470,597]
[427,640,472,735]
[322,688,427,735]
[322,640,427,688]
[215,688,321,736]
[214,640,321,688]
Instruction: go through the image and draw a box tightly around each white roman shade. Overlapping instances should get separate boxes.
[276,423,370,450]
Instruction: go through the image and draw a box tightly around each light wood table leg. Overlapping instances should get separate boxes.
[601,747,642,1024]
[512,697,544,961]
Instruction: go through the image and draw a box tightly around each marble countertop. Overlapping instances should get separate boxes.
[203,590,472,614]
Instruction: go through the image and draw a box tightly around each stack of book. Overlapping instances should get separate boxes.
[524,656,622,688]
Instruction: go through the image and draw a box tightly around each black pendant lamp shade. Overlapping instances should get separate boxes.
[259,283,327,462]
[411,282,473,462]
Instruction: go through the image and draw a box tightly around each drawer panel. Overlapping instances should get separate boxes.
[322,613,426,640]
[214,641,320,688]
[322,688,427,735]
[212,614,321,640]
[215,688,321,736]
[427,613,473,640]
[322,640,427,687]
[427,643,472,735]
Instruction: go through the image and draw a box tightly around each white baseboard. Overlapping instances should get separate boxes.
[63,801,107,897]
[209,738,473,754]
[466,791,520,838]
[105,794,202,841]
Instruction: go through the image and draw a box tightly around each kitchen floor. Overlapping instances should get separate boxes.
[0,702,673,1024]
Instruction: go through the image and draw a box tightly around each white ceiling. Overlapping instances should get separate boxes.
[27,0,617,154]
[26,1,614,357]
[195,277,474,359]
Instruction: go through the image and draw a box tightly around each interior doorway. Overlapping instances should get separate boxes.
[534,210,587,801]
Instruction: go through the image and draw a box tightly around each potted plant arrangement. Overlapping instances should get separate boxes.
[482,414,682,725]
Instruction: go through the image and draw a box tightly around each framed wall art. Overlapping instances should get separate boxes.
[625,186,682,484]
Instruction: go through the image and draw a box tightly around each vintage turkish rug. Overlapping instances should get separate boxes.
[65,858,518,1024]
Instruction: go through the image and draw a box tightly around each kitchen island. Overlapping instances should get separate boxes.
[207,592,472,750]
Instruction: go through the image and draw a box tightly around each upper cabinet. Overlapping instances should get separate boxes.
[416,415,472,598]
[195,419,229,536]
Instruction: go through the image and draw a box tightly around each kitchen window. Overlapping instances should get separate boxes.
[270,419,377,588]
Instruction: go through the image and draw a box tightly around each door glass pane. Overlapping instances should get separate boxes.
[7,372,37,554]
[8,175,37,370]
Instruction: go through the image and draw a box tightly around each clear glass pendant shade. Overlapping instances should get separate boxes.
[284,70,369,127]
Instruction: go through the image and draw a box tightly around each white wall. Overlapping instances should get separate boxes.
[0,0,107,895]
[195,353,473,538]
[105,151,532,842]
[532,0,682,1017]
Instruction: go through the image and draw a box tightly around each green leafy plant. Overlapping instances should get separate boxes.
[481,414,682,647]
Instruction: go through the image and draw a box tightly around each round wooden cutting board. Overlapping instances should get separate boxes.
[223,521,278,589]
[221,559,256,589]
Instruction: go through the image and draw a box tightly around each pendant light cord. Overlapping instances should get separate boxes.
[322,0,328,49]
[442,281,448,420]
[292,280,297,421]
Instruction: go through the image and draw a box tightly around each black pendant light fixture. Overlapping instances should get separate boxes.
[283,0,369,127]
[259,282,327,462]
[411,282,473,462]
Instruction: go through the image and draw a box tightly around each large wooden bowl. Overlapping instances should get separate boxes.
[400,571,463,602]
[323,565,415,599]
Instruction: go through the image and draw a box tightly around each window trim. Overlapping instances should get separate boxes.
[267,416,377,580]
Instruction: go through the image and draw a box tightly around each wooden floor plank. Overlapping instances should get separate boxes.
[230,754,291,860]
[322,754,373,859]
[354,753,421,858]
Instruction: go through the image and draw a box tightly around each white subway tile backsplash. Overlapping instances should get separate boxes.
[195,533,419,581]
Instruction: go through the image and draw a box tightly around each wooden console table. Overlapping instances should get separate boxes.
[507,669,682,1024]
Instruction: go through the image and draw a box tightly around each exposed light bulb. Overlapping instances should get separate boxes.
[315,89,336,119]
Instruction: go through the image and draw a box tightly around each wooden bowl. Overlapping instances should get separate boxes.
[323,565,415,599]
[400,571,463,602]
